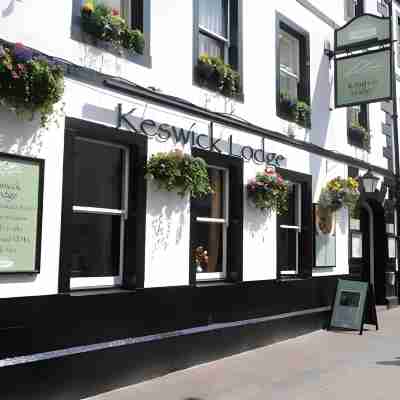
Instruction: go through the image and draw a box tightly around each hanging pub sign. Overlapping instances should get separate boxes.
[335,14,391,53]
[0,154,44,274]
[335,48,392,108]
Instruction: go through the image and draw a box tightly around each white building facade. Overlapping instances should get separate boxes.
[0,0,398,397]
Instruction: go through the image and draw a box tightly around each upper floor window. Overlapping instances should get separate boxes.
[194,0,243,98]
[276,14,311,128]
[344,0,363,20]
[348,105,370,151]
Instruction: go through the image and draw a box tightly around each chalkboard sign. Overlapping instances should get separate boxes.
[329,279,378,334]
[0,154,44,274]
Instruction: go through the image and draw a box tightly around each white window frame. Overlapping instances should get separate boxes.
[279,183,302,275]
[279,29,300,101]
[198,0,230,61]
[70,137,130,290]
[195,166,229,281]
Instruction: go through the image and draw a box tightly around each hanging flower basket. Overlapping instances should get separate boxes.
[0,43,64,127]
[247,167,289,214]
[80,1,145,55]
[145,149,213,198]
[319,176,359,213]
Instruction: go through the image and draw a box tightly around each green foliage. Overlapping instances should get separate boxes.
[350,121,371,152]
[247,168,289,215]
[80,1,145,55]
[319,177,360,214]
[0,44,64,127]
[279,92,311,128]
[146,149,213,198]
[197,54,240,98]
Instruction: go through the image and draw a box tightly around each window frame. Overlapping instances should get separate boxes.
[194,165,229,281]
[69,137,130,290]
[193,0,243,97]
[70,0,151,68]
[59,117,147,292]
[276,13,311,126]
[189,148,243,285]
[276,168,313,280]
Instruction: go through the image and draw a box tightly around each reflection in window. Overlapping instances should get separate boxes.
[191,167,228,280]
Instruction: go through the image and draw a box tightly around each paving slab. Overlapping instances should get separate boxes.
[86,307,400,400]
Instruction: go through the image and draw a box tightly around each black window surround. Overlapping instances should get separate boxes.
[70,0,151,68]
[347,105,370,151]
[59,117,147,292]
[192,0,244,99]
[189,148,243,285]
[276,13,311,127]
[276,168,312,280]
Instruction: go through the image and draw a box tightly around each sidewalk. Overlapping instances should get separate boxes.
[86,307,400,400]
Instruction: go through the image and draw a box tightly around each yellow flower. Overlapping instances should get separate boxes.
[81,2,94,14]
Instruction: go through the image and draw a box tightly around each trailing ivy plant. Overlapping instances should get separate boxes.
[145,149,213,198]
[197,54,240,98]
[81,1,145,55]
[0,43,64,127]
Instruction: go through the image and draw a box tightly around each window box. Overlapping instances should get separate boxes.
[71,0,151,67]
[80,2,144,54]
[195,55,241,98]
[348,124,370,151]
[278,94,311,128]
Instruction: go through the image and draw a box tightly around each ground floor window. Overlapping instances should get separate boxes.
[276,169,312,279]
[190,149,243,283]
[60,118,147,291]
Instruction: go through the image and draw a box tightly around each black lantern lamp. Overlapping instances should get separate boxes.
[358,168,387,203]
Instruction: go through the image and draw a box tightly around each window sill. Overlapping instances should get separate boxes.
[277,110,311,129]
[66,287,135,297]
[192,78,244,103]
[71,24,151,69]
[194,280,238,288]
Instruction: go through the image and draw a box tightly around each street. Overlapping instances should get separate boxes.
[87,307,400,400]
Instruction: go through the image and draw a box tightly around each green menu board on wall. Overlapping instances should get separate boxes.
[0,155,44,273]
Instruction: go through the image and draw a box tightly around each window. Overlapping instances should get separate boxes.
[344,0,363,20]
[59,118,147,292]
[347,105,369,151]
[276,14,310,125]
[190,149,243,283]
[276,169,312,279]
[192,167,229,280]
[277,183,302,275]
[69,138,129,289]
[193,0,242,93]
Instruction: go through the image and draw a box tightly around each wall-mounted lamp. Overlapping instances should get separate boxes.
[358,168,387,203]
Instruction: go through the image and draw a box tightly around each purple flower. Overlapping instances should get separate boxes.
[13,43,33,62]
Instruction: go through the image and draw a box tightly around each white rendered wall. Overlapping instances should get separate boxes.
[0,0,391,295]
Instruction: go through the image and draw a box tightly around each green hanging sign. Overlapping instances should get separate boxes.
[335,48,392,108]
[335,14,391,52]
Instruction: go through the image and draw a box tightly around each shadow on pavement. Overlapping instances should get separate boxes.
[376,357,400,367]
